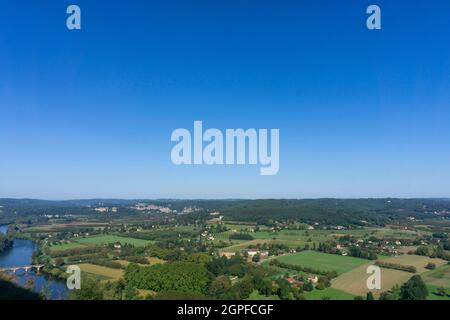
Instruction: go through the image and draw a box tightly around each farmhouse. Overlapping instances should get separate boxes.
[308,275,318,284]
[286,277,304,288]
[246,249,269,257]
[221,252,236,259]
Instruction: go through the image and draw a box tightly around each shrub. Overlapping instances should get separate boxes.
[425,262,436,270]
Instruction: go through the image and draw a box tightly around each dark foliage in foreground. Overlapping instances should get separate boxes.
[0,278,42,300]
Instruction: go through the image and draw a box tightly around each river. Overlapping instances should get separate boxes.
[0,225,69,299]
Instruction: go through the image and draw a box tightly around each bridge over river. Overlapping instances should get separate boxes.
[0,264,44,273]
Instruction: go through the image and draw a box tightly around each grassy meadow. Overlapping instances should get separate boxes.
[273,251,368,275]
[74,234,154,247]
[78,263,124,281]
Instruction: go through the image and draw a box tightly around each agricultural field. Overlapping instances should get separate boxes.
[219,240,273,253]
[78,263,124,281]
[23,222,109,232]
[116,257,166,267]
[74,234,154,247]
[381,255,447,273]
[48,234,155,251]
[397,246,418,254]
[223,223,257,232]
[426,285,450,300]
[48,241,87,251]
[246,290,280,300]
[251,230,329,247]
[370,227,420,239]
[272,251,368,275]
[219,229,334,253]
[214,230,247,243]
[303,287,355,300]
[422,264,450,288]
[147,257,166,265]
[216,226,425,256]
[331,254,447,297]
[331,263,412,297]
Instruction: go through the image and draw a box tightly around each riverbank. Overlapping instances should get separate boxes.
[0,225,69,299]
[0,224,13,253]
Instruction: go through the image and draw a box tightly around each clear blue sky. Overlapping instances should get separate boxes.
[0,1,449,199]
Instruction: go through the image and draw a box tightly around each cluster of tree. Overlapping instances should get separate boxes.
[269,259,338,278]
[432,232,448,239]
[348,246,378,260]
[89,259,123,269]
[246,242,291,256]
[146,244,194,262]
[124,262,210,295]
[127,230,197,241]
[443,240,450,251]
[415,245,450,261]
[213,198,450,225]
[207,224,229,234]
[0,277,42,300]
[49,246,106,258]
[182,252,211,265]
[375,275,430,300]
[317,242,377,260]
[337,235,357,245]
[208,254,249,278]
[208,275,253,300]
[0,225,14,253]
[229,233,254,241]
[425,262,436,270]
[375,261,417,273]
[0,234,13,253]
[249,276,305,300]
[70,278,139,300]
[208,264,305,300]
[64,252,109,264]
[433,286,449,297]
[399,275,429,300]
[122,256,150,264]
[317,242,341,255]
[415,246,431,256]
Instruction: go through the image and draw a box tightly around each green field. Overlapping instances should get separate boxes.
[49,242,87,251]
[74,234,154,247]
[246,290,280,300]
[217,227,421,256]
[369,228,419,239]
[422,264,450,288]
[331,255,448,298]
[332,262,412,297]
[78,263,124,280]
[220,240,274,253]
[272,251,368,275]
[304,287,355,300]
[117,256,166,267]
[251,230,329,247]
[381,255,447,273]
[426,285,450,300]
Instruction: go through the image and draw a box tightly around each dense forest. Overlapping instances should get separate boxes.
[1,198,449,225]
